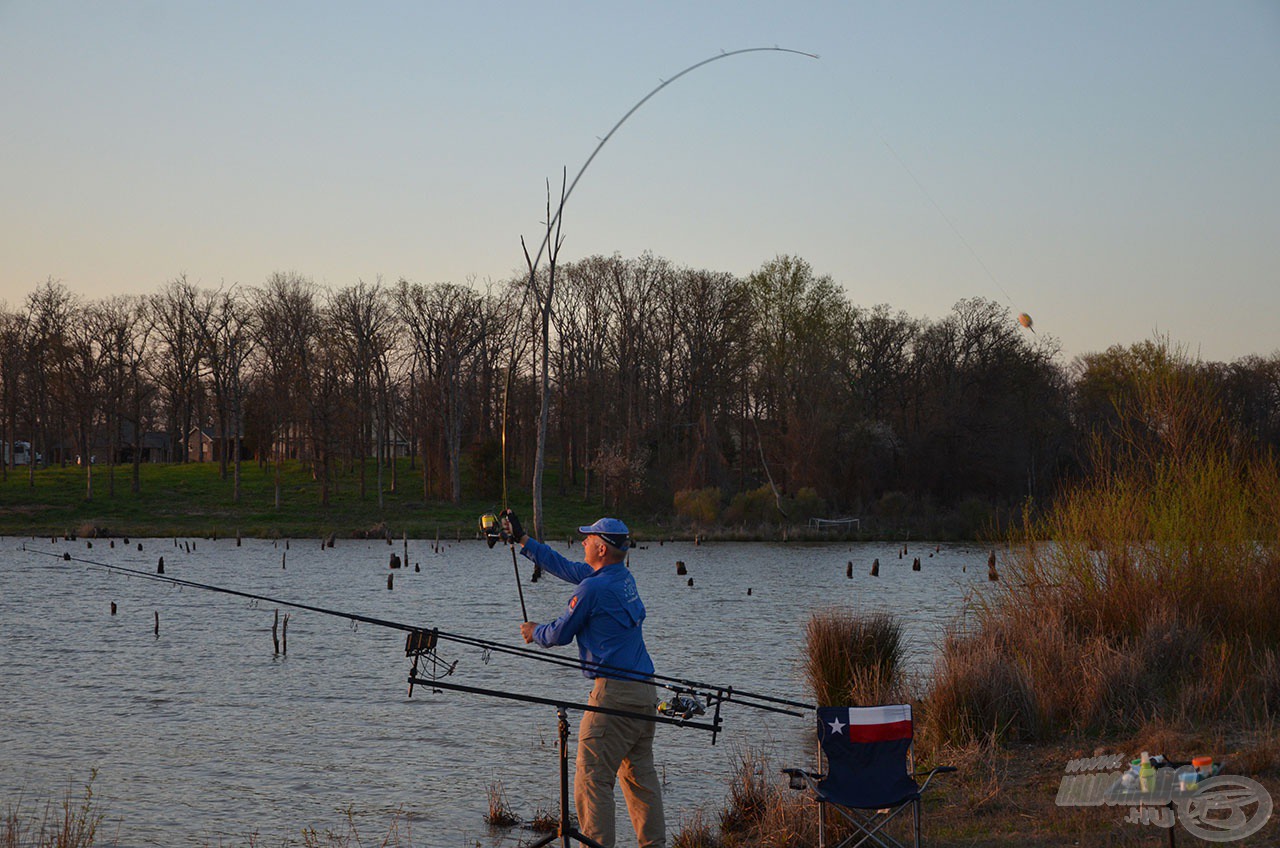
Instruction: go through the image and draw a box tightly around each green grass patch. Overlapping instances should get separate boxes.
[0,459,641,540]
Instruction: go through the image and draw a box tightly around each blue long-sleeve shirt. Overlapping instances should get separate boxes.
[520,537,655,681]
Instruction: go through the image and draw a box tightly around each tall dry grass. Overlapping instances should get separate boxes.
[3,774,107,848]
[803,609,907,706]
[925,340,1280,745]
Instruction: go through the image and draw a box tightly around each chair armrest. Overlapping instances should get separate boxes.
[916,765,957,793]
[781,767,824,790]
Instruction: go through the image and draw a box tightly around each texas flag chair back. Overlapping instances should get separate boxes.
[784,704,955,848]
[817,705,920,809]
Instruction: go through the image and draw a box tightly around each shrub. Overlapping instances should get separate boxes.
[876,490,909,521]
[723,485,783,527]
[925,339,1280,743]
[674,487,721,525]
[952,496,993,539]
[784,487,826,525]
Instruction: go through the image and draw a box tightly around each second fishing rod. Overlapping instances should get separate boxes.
[27,545,810,716]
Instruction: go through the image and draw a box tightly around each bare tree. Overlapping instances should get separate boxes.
[96,296,148,496]
[149,276,205,463]
[395,280,486,503]
[667,267,752,491]
[0,303,30,481]
[198,286,257,501]
[329,280,396,506]
[253,272,320,507]
[308,311,346,506]
[63,299,112,500]
[25,279,76,481]
[119,297,158,493]
[520,175,566,540]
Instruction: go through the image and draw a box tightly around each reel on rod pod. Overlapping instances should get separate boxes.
[658,689,708,721]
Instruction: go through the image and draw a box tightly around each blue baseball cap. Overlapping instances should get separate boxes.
[578,517,630,551]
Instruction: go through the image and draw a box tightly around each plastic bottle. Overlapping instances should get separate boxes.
[1139,751,1155,793]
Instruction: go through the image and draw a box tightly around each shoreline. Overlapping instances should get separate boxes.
[0,461,1001,544]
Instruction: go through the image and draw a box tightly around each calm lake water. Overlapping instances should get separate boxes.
[1,536,991,847]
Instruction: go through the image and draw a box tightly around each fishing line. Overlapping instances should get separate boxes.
[27,546,809,714]
[816,61,1034,330]
[877,135,1018,309]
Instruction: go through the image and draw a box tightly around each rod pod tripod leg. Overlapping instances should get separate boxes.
[528,707,606,848]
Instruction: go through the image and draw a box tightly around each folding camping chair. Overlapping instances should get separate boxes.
[783,705,955,848]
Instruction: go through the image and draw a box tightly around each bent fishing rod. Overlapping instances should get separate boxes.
[27,546,812,726]
[522,46,819,278]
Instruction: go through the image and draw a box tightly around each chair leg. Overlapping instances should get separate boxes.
[818,798,827,848]
[912,799,920,848]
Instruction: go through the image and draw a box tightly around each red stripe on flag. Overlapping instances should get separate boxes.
[848,719,913,743]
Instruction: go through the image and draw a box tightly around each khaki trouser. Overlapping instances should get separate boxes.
[576,677,666,848]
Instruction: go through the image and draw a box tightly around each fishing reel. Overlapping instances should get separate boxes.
[658,690,708,721]
[479,513,505,548]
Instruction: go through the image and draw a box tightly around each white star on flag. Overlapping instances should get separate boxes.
[827,716,846,735]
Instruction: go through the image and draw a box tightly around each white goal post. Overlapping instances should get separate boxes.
[807,517,861,531]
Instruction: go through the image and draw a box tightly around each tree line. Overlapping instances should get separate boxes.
[2,255,1277,535]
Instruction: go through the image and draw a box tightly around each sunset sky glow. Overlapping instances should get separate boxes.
[2,1,1276,362]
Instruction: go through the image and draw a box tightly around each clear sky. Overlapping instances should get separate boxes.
[2,1,1277,362]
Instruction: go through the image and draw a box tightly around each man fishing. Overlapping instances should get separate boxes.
[499,508,665,848]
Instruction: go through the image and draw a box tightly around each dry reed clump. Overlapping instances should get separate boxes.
[483,782,519,827]
[73,523,110,539]
[297,805,417,847]
[802,609,906,707]
[921,623,1035,747]
[709,749,817,848]
[924,340,1280,745]
[671,809,722,848]
[526,806,558,834]
[3,774,106,848]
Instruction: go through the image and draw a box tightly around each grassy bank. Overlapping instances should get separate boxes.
[0,459,978,542]
[0,459,655,540]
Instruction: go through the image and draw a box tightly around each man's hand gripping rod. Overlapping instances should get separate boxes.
[480,511,529,621]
